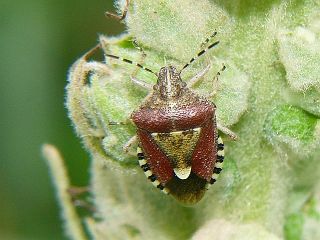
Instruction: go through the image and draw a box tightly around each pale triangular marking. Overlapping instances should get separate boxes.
[151,127,201,179]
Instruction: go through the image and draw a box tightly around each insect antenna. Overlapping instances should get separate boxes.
[180,32,219,73]
[200,31,217,48]
[105,53,158,76]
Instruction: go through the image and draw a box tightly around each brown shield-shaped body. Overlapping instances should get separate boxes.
[131,66,222,204]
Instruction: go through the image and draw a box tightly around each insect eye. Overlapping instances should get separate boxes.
[153,85,159,91]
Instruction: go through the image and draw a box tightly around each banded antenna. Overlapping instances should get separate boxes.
[180,31,219,73]
[103,32,219,76]
[105,53,158,76]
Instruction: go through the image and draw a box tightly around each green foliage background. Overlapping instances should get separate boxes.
[0,1,122,239]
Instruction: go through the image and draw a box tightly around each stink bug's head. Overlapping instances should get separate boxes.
[154,65,186,100]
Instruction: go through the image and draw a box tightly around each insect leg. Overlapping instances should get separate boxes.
[217,123,238,140]
[187,64,211,88]
[130,76,153,90]
[105,0,130,21]
[207,64,226,98]
[123,135,138,153]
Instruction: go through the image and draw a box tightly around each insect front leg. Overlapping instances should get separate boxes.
[187,64,211,88]
[105,0,130,21]
[130,76,153,90]
[207,64,226,98]
[217,123,238,140]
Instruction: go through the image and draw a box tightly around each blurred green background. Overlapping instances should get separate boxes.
[0,1,123,239]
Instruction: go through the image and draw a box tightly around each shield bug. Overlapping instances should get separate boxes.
[102,33,237,204]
